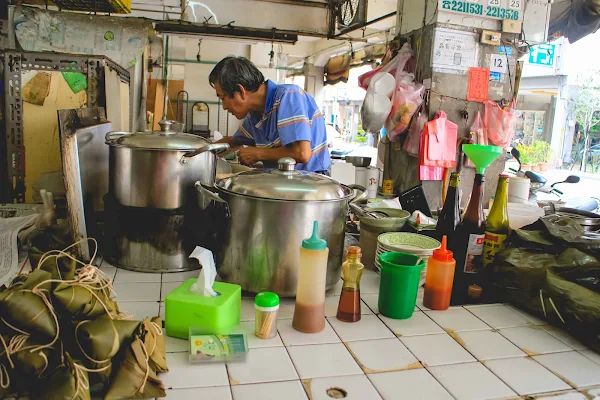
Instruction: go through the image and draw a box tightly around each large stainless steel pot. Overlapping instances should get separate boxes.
[106,120,229,209]
[196,158,354,296]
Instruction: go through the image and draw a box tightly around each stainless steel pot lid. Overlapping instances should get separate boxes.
[106,120,209,151]
[217,157,353,201]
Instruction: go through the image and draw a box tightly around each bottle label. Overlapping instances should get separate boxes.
[483,232,508,266]
[463,234,485,273]
[382,179,394,195]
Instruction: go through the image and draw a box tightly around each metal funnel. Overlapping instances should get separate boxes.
[462,144,503,174]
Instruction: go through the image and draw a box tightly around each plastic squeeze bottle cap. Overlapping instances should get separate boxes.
[302,221,327,250]
[432,235,453,262]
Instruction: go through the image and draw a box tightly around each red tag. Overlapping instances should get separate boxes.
[467,67,490,103]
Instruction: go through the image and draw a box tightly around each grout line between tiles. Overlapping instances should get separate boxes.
[225,363,234,399]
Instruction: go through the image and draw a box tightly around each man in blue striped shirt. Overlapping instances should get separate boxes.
[209,57,331,173]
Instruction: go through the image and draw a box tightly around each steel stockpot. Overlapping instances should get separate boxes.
[106,120,229,209]
[196,158,354,296]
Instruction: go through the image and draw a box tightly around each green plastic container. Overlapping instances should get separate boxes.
[165,278,241,339]
[378,252,425,319]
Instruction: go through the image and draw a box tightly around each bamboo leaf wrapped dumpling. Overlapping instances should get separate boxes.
[104,338,166,400]
[75,318,140,364]
[141,317,168,373]
[0,289,57,340]
[53,282,119,320]
[40,353,91,400]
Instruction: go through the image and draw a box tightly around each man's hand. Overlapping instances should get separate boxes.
[238,146,263,166]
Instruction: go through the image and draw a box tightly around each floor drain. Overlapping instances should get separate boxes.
[326,387,348,398]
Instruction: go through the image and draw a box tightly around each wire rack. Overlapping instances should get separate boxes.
[51,0,130,13]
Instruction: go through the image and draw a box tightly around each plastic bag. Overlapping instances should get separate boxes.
[492,215,600,352]
[358,43,412,90]
[470,110,488,146]
[361,85,393,132]
[483,100,516,148]
[385,73,424,141]
[403,111,427,157]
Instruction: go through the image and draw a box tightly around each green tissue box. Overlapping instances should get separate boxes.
[165,278,241,339]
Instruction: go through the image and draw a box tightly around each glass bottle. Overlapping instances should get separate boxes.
[483,175,510,267]
[449,173,485,305]
[423,236,456,310]
[336,246,364,322]
[292,221,329,333]
[436,172,460,239]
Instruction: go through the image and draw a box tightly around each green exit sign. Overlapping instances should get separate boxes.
[529,44,555,66]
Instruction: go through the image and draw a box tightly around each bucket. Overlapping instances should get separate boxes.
[378,252,425,319]
[508,176,530,204]
[359,209,409,270]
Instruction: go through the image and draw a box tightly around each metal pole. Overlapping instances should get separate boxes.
[162,34,169,121]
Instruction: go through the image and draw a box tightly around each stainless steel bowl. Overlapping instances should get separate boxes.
[345,156,372,167]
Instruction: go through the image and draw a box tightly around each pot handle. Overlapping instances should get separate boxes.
[182,143,230,160]
[348,184,367,204]
[195,182,230,217]
[105,132,127,144]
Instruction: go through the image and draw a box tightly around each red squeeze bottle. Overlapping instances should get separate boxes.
[423,236,456,310]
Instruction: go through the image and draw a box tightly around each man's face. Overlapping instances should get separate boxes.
[214,82,249,120]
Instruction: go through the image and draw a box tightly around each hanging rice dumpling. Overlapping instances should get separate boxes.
[141,317,168,373]
[104,338,166,400]
[76,318,140,363]
[0,289,57,339]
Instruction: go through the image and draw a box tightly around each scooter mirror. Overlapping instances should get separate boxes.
[510,148,521,160]
[525,171,548,185]
[564,175,580,184]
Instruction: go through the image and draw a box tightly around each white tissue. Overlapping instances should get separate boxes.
[189,246,219,297]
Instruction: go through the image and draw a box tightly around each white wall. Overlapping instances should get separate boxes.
[182,0,328,34]
[171,37,286,136]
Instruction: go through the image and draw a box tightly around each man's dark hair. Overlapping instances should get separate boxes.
[209,57,265,97]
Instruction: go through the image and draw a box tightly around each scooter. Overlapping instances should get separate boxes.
[508,148,600,214]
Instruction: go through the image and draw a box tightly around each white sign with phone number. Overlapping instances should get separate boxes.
[439,0,523,22]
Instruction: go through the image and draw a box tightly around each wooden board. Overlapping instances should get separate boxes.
[147,78,184,130]
[23,71,87,203]
[104,66,131,131]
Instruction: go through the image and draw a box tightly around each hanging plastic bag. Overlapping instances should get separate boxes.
[471,110,488,146]
[385,73,424,141]
[462,110,488,168]
[483,100,516,148]
[358,43,413,90]
[361,72,394,132]
[403,111,427,157]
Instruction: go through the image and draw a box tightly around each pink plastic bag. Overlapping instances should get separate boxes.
[483,100,516,148]
[385,73,424,141]
[358,43,412,90]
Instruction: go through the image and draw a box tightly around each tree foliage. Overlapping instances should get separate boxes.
[573,84,600,171]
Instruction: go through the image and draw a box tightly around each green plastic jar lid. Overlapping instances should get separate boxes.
[255,292,280,308]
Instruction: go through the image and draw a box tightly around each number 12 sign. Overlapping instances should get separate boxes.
[439,0,523,22]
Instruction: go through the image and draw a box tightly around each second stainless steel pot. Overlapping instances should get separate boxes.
[106,120,228,209]
[196,158,354,296]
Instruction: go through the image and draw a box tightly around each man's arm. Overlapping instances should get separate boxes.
[237,141,312,166]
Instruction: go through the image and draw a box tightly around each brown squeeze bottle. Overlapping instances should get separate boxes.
[449,173,485,305]
[436,172,460,239]
[336,246,364,322]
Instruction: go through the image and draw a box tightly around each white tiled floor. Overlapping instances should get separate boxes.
[102,265,600,400]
